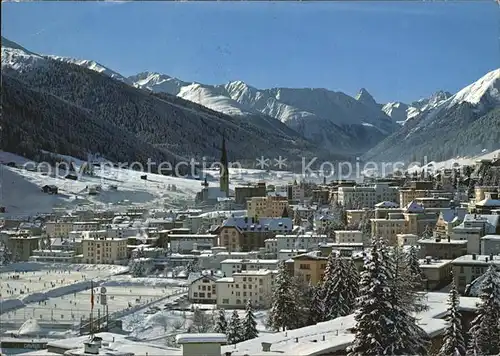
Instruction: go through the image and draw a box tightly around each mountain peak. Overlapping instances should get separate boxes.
[355,87,378,107]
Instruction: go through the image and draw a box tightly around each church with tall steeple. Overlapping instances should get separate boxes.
[219,133,230,197]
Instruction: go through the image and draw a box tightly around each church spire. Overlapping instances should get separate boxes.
[220,132,229,197]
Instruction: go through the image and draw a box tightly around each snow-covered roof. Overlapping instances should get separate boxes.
[44,332,181,356]
[452,254,500,266]
[405,200,425,213]
[481,234,500,240]
[439,208,467,223]
[176,333,226,344]
[418,238,467,245]
[419,259,453,269]
[221,217,293,232]
[221,293,480,356]
[220,258,279,265]
[476,198,500,207]
[374,201,399,208]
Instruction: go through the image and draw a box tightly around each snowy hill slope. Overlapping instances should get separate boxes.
[363,69,500,162]
[1,37,328,166]
[0,151,302,216]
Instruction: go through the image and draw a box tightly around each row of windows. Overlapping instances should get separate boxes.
[221,297,263,304]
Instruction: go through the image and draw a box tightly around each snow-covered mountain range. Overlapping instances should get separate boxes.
[363,69,500,162]
[129,72,401,154]
[2,35,499,164]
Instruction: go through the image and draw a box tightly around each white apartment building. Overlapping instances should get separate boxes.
[275,232,329,252]
[82,234,128,264]
[189,275,218,304]
[29,249,76,263]
[169,234,217,253]
[452,214,500,254]
[337,183,399,208]
[480,235,500,255]
[45,221,74,237]
[198,251,260,270]
[215,269,277,309]
[278,249,307,261]
[451,254,500,293]
[335,231,363,244]
[397,233,419,246]
[72,221,102,232]
[220,259,279,277]
[264,238,278,255]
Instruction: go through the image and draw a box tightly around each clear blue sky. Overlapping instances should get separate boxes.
[2,1,499,103]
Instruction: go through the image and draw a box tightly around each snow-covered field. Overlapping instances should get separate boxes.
[407,148,500,174]
[0,151,301,217]
[122,303,270,344]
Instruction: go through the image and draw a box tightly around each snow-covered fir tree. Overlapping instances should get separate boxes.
[129,258,149,277]
[189,308,213,333]
[213,308,227,334]
[227,310,244,344]
[322,253,359,320]
[408,245,425,289]
[438,276,466,356]
[391,246,427,313]
[268,261,298,331]
[0,241,13,265]
[348,237,430,356]
[466,265,500,356]
[309,283,325,324]
[242,301,259,341]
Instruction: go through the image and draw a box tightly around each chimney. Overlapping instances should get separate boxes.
[426,256,431,264]
[490,253,494,261]
[486,257,489,262]
[472,253,477,260]
[447,236,450,242]
[83,342,99,355]
[262,342,272,352]
[295,338,298,343]
[322,335,325,341]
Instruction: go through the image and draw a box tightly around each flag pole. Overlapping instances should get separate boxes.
[90,280,94,336]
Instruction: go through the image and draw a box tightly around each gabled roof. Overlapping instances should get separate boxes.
[375,201,399,208]
[439,208,467,223]
[405,200,425,213]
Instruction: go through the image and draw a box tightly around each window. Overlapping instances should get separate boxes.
[199,293,205,298]
[223,299,229,304]
[194,292,198,297]
[299,264,310,270]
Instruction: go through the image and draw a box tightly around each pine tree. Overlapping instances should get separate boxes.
[213,308,227,334]
[438,276,466,356]
[242,301,258,341]
[391,246,427,313]
[0,241,13,265]
[322,254,359,320]
[466,265,500,356]
[348,237,429,356]
[408,245,425,285]
[348,237,396,356]
[268,261,297,331]
[309,283,325,324]
[227,310,243,344]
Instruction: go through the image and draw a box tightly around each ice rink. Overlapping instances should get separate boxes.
[2,284,186,325]
[0,264,127,300]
